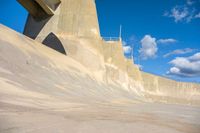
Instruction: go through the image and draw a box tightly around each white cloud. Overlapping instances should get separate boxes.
[123,45,132,54]
[163,48,197,58]
[168,67,181,74]
[139,35,158,60]
[170,6,190,22]
[123,41,132,54]
[164,1,200,23]
[157,38,177,44]
[167,52,200,77]
[189,52,200,61]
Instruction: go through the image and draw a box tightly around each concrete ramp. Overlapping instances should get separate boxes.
[0,25,200,133]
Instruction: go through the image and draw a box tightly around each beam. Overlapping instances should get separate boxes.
[17,0,61,18]
[17,0,45,18]
[35,0,54,15]
[41,0,61,11]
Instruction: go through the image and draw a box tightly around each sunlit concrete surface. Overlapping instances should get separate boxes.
[0,24,200,133]
[0,0,200,132]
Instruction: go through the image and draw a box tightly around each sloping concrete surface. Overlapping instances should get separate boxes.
[18,0,200,105]
[0,25,200,133]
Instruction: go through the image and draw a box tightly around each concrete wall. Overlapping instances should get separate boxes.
[125,58,200,104]
[126,59,142,82]
[124,55,200,105]
[102,40,129,88]
[59,36,106,81]
[23,0,100,40]
[140,72,200,105]
[20,0,105,76]
[18,0,200,105]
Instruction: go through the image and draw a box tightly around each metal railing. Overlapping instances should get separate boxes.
[102,37,121,42]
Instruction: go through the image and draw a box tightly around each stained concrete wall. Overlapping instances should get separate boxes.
[126,59,142,82]
[23,0,100,40]
[140,72,200,104]
[125,58,200,104]
[102,40,129,88]
[59,36,106,81]
[18,0,200,105]
[102,41,126,71]
[20,0,104,77]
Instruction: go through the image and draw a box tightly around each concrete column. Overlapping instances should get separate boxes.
[18,0,100,40]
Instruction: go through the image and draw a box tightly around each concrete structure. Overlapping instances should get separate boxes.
[20,0,100,40]
[18,0,105,80]
[17,0,56,18]
[102,40,127,85]
[0,0,200,132]
[16,0,200,105]
[1,24,200,133]
[141,72,200,105]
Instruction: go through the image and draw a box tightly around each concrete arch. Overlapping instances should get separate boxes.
[42,32,66,55]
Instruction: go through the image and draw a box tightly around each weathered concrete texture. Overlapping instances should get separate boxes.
[1,24,200,133]
[35,0,61,13]
[141,72,200,105]
[23,0,100,40]
[19,0,200,105]
[102,40,128,86]
[1,0,200,132]
[126,59,142,81]
[103,41,127,71]
[21,0,105,76]
[125,57,200,105]
[56,36,106,81]
[17,0,47,18]
[17,0,200,105]
[17,0,57,18]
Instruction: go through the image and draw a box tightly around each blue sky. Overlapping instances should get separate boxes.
[0,0,27,32]
[0,0,200,83]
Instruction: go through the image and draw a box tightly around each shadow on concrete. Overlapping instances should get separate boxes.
[42,32,66,55]
[23,15,51,39]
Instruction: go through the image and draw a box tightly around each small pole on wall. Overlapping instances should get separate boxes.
[119,25,122,42]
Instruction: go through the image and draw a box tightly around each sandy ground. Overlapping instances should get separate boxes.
[0,25,200,133]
